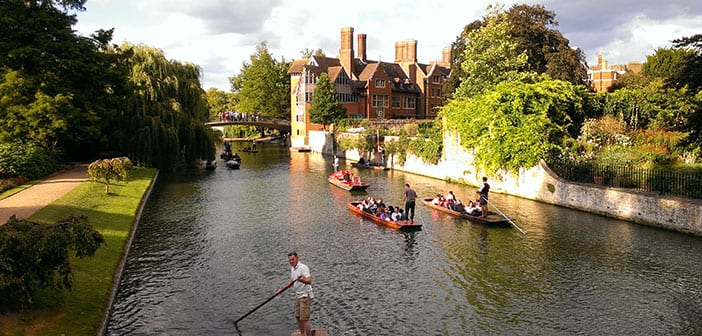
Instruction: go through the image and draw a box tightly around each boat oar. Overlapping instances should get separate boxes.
[233,279,297,331]
[481,196,526,235]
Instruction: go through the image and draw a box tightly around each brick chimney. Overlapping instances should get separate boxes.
[441,47,451,67]
[407,40,417,63]
[358,33,367,62]
[339,27,354,78]
[394,41,405,63]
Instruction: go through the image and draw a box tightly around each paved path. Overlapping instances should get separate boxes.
[0,164,89,223]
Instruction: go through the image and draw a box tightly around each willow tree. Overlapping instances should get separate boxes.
[109,44,217,168]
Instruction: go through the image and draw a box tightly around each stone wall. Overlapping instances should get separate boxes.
[308,130,702,236]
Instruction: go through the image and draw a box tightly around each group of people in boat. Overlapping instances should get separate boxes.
[356,196,409,221]
[432,177,491,218]
[431,191,484,217]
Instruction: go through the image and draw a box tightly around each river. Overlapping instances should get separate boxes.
[106,144,702,335]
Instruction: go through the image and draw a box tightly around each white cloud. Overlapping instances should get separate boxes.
[74,0,702,90]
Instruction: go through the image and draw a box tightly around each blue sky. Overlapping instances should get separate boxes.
[73,0,702,91]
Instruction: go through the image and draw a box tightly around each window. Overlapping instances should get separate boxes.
[430,88,436,98]
[375,78,386,88]
[431,75,441,84]
[305,71,317,84]
[404,97,416,109]
[371,94,389,108]
[336,75,349,85]
[305,92,313,102]
[392,96,401,109]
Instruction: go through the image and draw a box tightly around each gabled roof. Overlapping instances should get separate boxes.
[327,66,343,82]
[287,59,308,74]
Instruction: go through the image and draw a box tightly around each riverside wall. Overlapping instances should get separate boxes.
[309,130,702,237]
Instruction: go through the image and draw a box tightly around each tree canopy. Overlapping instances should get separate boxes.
[309,73,346,130]
[444,4,587,98]
[229,42,291,120]
[442,78,581,173]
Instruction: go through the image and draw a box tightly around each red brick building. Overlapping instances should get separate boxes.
[588,52,642,92]
[288,27,450,147]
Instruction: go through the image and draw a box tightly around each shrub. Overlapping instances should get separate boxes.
[0,141,57,180]
[87,157,133,193]
[0,215,105,308]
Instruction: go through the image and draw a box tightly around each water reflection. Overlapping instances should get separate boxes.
[107,146,702,335]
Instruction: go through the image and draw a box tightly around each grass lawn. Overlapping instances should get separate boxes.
[0,167,157,336]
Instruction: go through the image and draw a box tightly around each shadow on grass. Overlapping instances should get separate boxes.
[0,167,156,336]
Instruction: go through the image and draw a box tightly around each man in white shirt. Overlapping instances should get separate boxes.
[280,252,314,336]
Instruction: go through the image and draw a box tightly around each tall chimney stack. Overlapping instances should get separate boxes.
[407,40,417,63]
[339,27,354,77]
[357,33,367,62]
[441,47,451,67]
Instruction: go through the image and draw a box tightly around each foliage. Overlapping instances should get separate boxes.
[0,140,57,180]
[454,7,531,99]
[0,215,104,308]
[643,47,701,92]
[230,42,291,120]
[205,87,237,121]
[604,78,696,131]
[111,44,218,168]
[309,73,346,129]
[0,2,124,160]
[300,48,326,58]
[445,4,586,98]
[441,78,581,173]
[87,157,133,193]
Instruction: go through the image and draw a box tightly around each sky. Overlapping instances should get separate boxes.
[73,0,702,91]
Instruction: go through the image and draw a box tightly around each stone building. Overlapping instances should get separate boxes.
[288,27,451,148]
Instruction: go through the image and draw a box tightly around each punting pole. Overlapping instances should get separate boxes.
[234,279,297,331]
[482,196,526,235]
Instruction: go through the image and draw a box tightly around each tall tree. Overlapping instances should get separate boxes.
[229,42,291,119]
[205,87,237,121]
[309,73,346,130]
[454,7,531,99]
[444,4,587,98]
[0,0,115,159]
[643,47,701,93]
[110,43,217,168]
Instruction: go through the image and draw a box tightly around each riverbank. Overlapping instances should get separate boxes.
[309,130,702,237]
[0,167,157,335]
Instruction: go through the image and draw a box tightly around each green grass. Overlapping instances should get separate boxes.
[0,167,157,336]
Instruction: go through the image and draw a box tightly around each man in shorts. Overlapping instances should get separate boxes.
[282,252,314,336]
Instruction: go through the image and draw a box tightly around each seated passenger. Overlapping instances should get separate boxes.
[358,157,366,165]
[398,209,406,220]
[390,207,401,221]
[378,207,388,220]
[432,194,441,205]
[343,171,351,182]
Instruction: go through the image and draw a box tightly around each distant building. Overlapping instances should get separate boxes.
[587,52,642,92]
[288,27,451,148]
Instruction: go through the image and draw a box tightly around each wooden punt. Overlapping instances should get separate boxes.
[348,201,422,231]
[421,197,510,226]
[328,171,369,191]
[350,162,390,170]
[292,328,328,336]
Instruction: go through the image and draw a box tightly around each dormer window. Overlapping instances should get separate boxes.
[432,75,441,84]
[375,79,386,88]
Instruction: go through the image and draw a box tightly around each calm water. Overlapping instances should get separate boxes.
[106,144,702,336]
